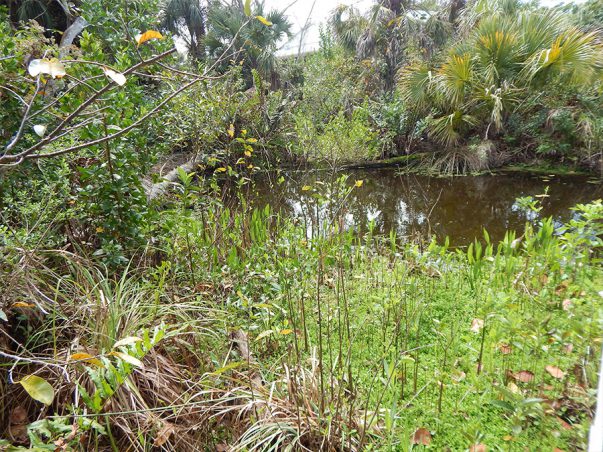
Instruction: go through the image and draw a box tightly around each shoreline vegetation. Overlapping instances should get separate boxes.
[1,0,602,450]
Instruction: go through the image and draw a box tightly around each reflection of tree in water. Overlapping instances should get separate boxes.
[251,169,602,246]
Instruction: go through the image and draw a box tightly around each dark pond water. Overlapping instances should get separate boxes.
[249,168,602,246]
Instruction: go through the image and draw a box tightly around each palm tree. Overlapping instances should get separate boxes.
[399,2,603,147]
[329,0,453,92]
[204,0,292,87]
[161,0,207,61]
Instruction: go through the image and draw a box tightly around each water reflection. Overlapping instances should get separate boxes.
[249,169,602,246]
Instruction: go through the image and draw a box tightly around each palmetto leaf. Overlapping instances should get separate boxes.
[429,110,477,147]
[437,53,472,108]
[523,28,602,86]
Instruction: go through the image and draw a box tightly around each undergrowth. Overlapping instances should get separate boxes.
[0,176,602,451]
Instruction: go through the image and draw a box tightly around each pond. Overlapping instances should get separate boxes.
[249,168,602,246]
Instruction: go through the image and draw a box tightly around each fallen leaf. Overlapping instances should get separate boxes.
[555,280,570,295]
[12,302,34,308]
[470,318,484,333]
[469,444,487,452]
[451,370,466,382]
[136,30,163,46]
[19,375,54,405]
[69,352,103,367]
[507,382,520,394]
[411,427,431,446]
[154,422,175,447]
[499,343,512,355]
[556,417,571,430]
[545,365,565,379]
[514,370,535,383]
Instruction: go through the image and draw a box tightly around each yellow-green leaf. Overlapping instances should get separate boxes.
[279,329,293,335]
[69,352,103,367]
[113,336,143,349]
[211,361,245,375]
[355,180,364,188]
[19,375,54,406]
[244,0,252,16]
[228,123,235,138]
[302,185,311,191]
[215,167,227,173]
[255,15,273,26]
[108,351,144,368]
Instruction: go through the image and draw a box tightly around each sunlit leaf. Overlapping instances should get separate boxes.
[302,185,311,191]
[215,167,227,173]
[12,302,34,308]
[470,318,484,333]
[228,123,235,138]
[103,68,127,86]
[136,30,164,46]
[255,15,273,26]
[255,330,274,341]
[244,0,252,16]
[69,353,103,367]
[33,125,47,137]
[28,58,66,79]
[113,336,143,348]
[355,180,363,188]
[19,375,54,406]
[279,329,293,335]
[108,351,144,368]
